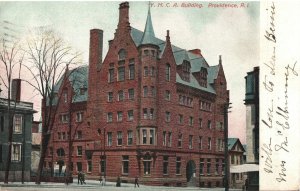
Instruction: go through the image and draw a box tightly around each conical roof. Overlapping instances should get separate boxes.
[140,7,156,45]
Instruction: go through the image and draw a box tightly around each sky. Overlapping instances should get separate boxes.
[0,1,260,143]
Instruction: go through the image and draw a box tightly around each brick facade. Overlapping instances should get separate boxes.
[45,2,229,188]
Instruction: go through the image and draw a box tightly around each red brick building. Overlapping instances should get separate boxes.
[45,2,229,187]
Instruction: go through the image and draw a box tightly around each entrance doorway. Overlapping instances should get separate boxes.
[186,160,196,183]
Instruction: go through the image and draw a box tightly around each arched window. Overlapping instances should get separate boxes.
[165,63,170,81]
[118,49,126,60]
[57,148,65,157]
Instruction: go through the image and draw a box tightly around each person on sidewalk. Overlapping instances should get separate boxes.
[82,171,86,184]
[116,176,121,187]
[78,171,83,185]
[134,176,139,188]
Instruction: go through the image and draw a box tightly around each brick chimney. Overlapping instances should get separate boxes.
[118,2,130,30]
[89,29,103,71]
[11,78,21,102]
[188,49,202,56]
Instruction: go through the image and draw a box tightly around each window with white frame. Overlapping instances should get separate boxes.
[149,129,154,145]
[108,68,114,83]
[179,114,183,124]
[108,132,112,146]
[128,88,134,100]
[178,133,182,148]
[87,161,92,173]
[189,135,193,149]
[107,112,113,122]
[11,143,21,162]
[129,60,135,80]
[117,111,123,122]
[208,137,212,150]
[165,63,170,81]
[127,110,133,121]
[142,129,147,144]
[118,66,125,81]
[189,116,194,126]
[176,157,181,174]
[200,158,204,175]
[163,156,169,175]
[143,108,148,119]
[168,132,172,147]
[13,114,22,134]
[118,49,126,60]
[117,131,123,146]
[76,131,82,139]
[207,159,211,175]
[163,131,166,146]
[149,108,154,119]
[60,114,69,123]
[76,112,83,122]
[144,66,148,76]
[208,120,212,129]
[108,92,113,102]
[122,155,129,174]
[118,90,124,101]
[165,90,170,101]
[77,146,82,156]
[127,130,133,145]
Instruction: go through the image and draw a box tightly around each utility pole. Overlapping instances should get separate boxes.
[224,102,231,191]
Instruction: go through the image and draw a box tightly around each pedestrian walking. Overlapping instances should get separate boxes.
[82,171,86,184]
[134,176,139,188]
[78,171,83,185]
[244,178,249,191]
[116,176,121,187]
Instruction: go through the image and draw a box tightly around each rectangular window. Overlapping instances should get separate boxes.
[76,131,82,139]
[178,134,182,148]
[107,112,113,122]
[13,114,22,134]
[76,112,83,122]
[150,129,154,145]
[151,86,155,96]
[165,90,170,100]
[118,90,124,101]
[150,66,155,76]
[118,66,125,81]
[128,89,134,100]
[143,108,148,119]
[215,159,219,175]
[127,130,133,145]
[165,64,170,81]
[199,136,203,150]
[143,160,151,175]
[168,132,172,147]
[117,131,123,146]
[208,120,211,129]
[208,137,212,150]
[163,131,166,146]
[117,111,123,122]
[189,116,194,126]
[199,118,202,128]
[108,68,114,83]
[129,63,135,80]
[100,160,106,175]
[0,116,4,132]
[207,159,211,175]
[77,162,82,172]
[108,132,112,146]
[189,135,193,149]
[62,132,66,140]
[87,161,92,173]
[63,90,68,103]
[231,155,234,164]
[58,132,61,140]
[165,111,170,122]
[143,86,148,97]
[108,92,113,102]
[149,108,154,119]
[144,66,148,76]
[179,114,183,124]
[60,114,69,123]
[127,110,133,121]
[176,157,181,174]
[122,156,129,174]
[200,159,204,175]
[77,146,82,156]
[163,156,169,175]
[142,129,147,144]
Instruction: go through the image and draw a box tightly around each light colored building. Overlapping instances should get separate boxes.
[228,138,245,189]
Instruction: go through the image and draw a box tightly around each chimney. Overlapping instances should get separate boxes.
[188,49,202,56]
[11,78,21,102]
[118,2,130,30]
[89,29,103,71]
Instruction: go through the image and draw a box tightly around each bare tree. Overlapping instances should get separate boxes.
[0,37,24,183]
[23,27,81,184]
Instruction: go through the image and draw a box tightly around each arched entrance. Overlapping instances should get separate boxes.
[186,160,196,183]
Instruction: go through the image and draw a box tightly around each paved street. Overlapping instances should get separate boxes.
[0,179,242,191]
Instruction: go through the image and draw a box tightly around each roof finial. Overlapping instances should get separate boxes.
[219,55,222,65]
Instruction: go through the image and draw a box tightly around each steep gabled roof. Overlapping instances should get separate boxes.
[131,27,217,94]
[228,138,245,152]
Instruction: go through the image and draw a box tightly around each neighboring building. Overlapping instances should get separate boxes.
[0,79,35,182]
[244,67,259,190]
[31,121,41,174]
[242,144,247,164]
[44,2,229,187]
[228,138,245,189]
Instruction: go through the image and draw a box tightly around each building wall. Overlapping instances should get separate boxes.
[246,105,255,163]
[44,2,229,187]
[0,103,34,182]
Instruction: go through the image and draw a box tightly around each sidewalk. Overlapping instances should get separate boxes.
[0,179,243,191]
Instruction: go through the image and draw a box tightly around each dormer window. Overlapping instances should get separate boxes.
[118,49,126,60]
[182,60,191,82]
[199,67,208,87]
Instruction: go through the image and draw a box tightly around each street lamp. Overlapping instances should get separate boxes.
[224,102,232,191]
